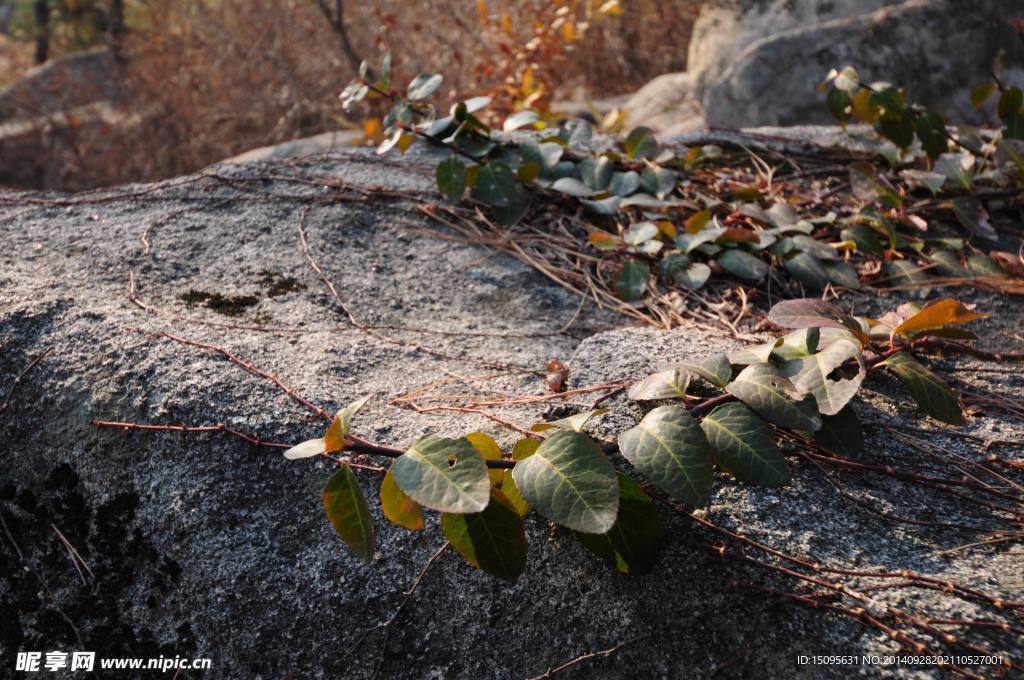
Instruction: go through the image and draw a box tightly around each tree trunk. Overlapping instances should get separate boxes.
[108,0,125,61]
[33,0,49,64]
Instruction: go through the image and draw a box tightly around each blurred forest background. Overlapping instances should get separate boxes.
[0,0,700,191]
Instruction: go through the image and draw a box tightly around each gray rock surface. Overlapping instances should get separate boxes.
[626,0,1024,132]
[2,150,1022,678]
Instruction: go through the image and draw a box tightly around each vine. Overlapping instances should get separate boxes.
[283,296,1018,581]
[339,57,1024,322]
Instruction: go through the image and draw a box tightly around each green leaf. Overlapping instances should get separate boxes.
[717,249,768,283]
[627,368,690,401]
[841,225,884,256]
[624,222,660,245]
[813,405,864,457]
[392,435,491,513]
[503,110,539,132]
[825,261,862,289]
[879,352,965,425]
[442,490,528,582]
[784,252,830,289]
[681,353,733,389]
[726,363,823,431]
[575,474,665,575]
[551,177,596,197]
[500,470,531,516]
[929,250,970,278]
[951,198,997,241]
[916,112,948,161]
[623,126,658,159]
[285,395,370,460]
[641,166,677,198]
[323,464,375,562]
[436,157,468,203]
[885,260,931,292]
[532,409,608,433]
[827,87,852,124]
[614,259,649,301]
[380,466,425,531]
[971,82,996,108]
[768,299,862,336]
[700,403,789,486]
[727,338,783,366]
[617,405,714,506]
[512,430,619,534]
[474,162,517,207]
[779,339,865,416]
[997,87,1023,119]
[967,254,1004,277]
[579,156,614,191]
[407,73,444,100]
[609,171,640,196]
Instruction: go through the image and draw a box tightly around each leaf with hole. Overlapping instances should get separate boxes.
[726,362,822,431]
[780,339,865,415]
[700,403,789,486]
[391,434,490,513]
[323,464,375,562]
[617,405,714,506]
[512,430,619,534]
[627,368,690,401]
[442,490,527,582]
[575,474,665,575]
[879,352,965,425]
[380,466,425,531]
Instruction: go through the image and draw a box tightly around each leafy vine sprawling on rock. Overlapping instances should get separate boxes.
[285,296,997,580]
[263,59,1024,585]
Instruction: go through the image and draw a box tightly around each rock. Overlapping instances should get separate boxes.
[0,48,120,122]
[2,150,1022,678]
[627,0,1024,132]
[222,130,362,164]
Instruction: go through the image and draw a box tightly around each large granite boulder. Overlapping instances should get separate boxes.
[628,0,1024,132]
[1,147,1022,678]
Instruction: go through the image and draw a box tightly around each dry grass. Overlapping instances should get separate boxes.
[3,0,701,191]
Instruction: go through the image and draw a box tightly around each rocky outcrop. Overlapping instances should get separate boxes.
[1,149,1022,678]
[627,0,1024,132]
[0,48,119,122]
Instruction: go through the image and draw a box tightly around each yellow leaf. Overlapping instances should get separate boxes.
[466,432,505,486]
[362,118,384,145]
[501,13,513,35]
[685,209,712,234]
[851,88,876,123]
[397,133,414,155]
[476,0,489,25]
[657,220,677,238]
[380,467,425,530]
[892,299,989,338]
[598,0,622,16]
